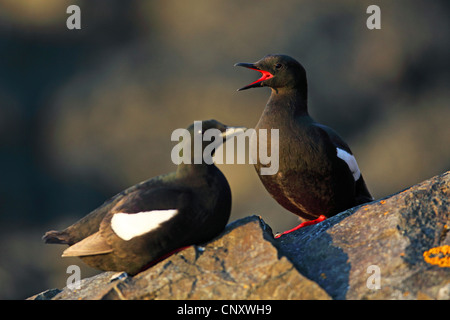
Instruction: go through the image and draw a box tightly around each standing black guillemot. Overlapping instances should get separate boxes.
[235,54,373,237]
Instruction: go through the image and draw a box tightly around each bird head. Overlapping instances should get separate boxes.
[235,54,307,95]
[183,119,246,165]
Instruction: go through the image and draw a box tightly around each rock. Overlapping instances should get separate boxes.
[27,288,62,300]
[30,171,449,300]
[276,170,450,299]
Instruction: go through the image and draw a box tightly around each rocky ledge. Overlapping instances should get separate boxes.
[30,171,450,300]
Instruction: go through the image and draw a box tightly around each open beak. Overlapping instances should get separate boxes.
[234,63,274,91]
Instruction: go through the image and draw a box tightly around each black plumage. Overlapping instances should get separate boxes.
[235,55,373,232]
[43,120,244,275]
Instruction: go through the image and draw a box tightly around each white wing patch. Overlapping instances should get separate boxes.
[111,209,178,241]
[336,148,361,181]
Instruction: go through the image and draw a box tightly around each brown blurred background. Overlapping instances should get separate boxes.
[0,0,449,299]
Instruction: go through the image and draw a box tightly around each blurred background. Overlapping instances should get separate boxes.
[0,0,449,299]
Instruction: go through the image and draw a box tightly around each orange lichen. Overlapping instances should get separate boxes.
[423,245,450,267]
[380,200,387,205]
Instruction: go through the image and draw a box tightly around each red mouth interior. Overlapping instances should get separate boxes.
[247,68,274,86]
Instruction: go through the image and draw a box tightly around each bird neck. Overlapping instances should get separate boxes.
[176,162,217,180]
[267,88,309,117]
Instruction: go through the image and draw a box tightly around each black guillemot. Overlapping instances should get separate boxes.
[235,54,373,237]
[43,120,245,275]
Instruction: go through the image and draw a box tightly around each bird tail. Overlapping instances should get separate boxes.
[42,230,71,244]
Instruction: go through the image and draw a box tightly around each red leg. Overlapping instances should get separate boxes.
[275,215,326,239]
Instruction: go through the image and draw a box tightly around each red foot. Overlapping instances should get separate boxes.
[275,215,326,239]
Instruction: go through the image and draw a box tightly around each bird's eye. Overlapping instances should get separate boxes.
[275,63,283,69]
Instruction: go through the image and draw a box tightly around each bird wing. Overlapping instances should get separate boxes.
[99,186,194,248]
[109,209,179,241]
[45,172,175,245]
[313,123,353,154]
[313,123,373,203]
[312,123,360,177]
[61,183,192,257]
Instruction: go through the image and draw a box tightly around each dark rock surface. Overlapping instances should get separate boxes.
[30,171,450,300]
[276,170,450,299]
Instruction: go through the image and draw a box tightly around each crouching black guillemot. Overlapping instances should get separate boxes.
[43,120,245,275]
